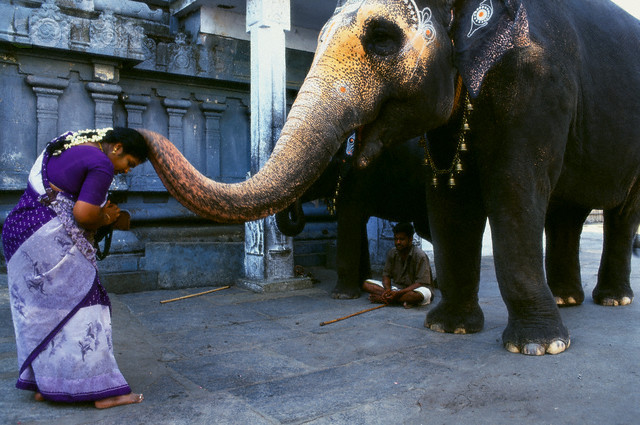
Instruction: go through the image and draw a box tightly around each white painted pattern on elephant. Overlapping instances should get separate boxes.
[346,131,356,156]
[406,0,437,44]
[400,1,438,80]
[468,0,494,37]
[417,7,436,43]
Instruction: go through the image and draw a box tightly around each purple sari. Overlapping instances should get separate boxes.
[2,137,130,402]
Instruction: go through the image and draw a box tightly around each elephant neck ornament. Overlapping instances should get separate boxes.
[421,92,472,188]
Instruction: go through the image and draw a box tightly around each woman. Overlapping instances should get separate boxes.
[2,127,148,408]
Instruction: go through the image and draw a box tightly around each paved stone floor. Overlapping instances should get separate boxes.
[1,224,639,424]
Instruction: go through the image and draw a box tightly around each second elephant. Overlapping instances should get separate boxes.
[276,136,431,299]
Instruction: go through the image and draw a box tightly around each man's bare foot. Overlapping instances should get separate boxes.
[34,392,45,401]
[95,393,143,409]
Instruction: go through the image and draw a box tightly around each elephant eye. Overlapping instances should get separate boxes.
[362,18,404,57]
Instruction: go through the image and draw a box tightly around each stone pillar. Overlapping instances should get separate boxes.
[86,82,122,128]
[121,94,151,129]
[121,93,156,190]
[201,101,226,178]
[163,98,191,153]
[26,75,69,154]
[240,0,311,292]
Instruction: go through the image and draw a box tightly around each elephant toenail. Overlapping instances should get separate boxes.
[504,343,519,353]
[523,343,545,356]
[546,340,567,354]
[429,323,446,333]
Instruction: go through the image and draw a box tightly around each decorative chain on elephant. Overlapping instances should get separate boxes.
[138,0,640,356]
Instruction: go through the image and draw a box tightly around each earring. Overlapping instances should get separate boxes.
[112,148,117,154]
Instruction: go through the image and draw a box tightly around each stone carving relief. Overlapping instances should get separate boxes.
[90,10,144,59]
[265,215,288,253]
[19,0,144,60]
[168,33,195,74]
[29,0,70,48]
[91,10,121,50]
[245,218,265,256]
[94,0,164,22]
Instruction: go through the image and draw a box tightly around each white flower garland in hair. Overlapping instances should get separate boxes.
[51,127,113,156]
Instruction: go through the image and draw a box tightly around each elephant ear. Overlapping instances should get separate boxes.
[451,0,531,98]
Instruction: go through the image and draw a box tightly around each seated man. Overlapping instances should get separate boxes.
[362,222,434,308]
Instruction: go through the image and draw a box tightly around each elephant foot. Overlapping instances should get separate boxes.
[592,286,634,307]
[504,340,569,355]
[595,296,633,306]
[331,285,361,299]
[554,295,583,307]
[501,319,570,356]
[424,300,484,335]
[548,282,584,307]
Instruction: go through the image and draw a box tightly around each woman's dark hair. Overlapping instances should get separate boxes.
[46,127,149,163]
[393,222,414,237]
[104,127,149,163]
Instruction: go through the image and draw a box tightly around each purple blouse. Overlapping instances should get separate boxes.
[47,146,114,206]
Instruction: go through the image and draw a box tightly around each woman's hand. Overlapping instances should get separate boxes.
[73,200,120,230]
[101,201,121,225]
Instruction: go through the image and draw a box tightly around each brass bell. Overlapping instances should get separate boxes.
[466,102,473,112]
[456,161,463,172]
[432,176,438,187]
[460,142,468,152]
[448,174,456,187]
[463,122,470,132]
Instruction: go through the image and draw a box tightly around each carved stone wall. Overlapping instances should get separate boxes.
[0,0,332,284]
[0,0,313,212]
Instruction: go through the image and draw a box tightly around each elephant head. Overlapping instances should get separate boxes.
[139,0,461,223]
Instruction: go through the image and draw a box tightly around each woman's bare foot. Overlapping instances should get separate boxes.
[34,392,45,401]
[95,393,143,409]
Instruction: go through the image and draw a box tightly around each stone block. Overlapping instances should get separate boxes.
[140,241,244,289]
[99,270,158,294]
[237,276,313,293]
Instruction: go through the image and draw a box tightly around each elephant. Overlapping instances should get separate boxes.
[275,136,431,299]
[138,0,640,356]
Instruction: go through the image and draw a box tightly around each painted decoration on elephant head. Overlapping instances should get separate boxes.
[468,0,494,37]
[406,0,437,44]
[345,131,356,156]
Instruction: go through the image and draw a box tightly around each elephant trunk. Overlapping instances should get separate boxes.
[275,200,306,236]
[138,101,346,223]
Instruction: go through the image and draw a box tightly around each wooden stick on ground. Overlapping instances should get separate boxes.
[319,304,386,326]
[160,285,231,304]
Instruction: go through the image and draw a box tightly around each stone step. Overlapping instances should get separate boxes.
[99,271,159,294]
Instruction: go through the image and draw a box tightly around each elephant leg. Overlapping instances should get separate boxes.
[592,208,636,306]
[331,205,364,299]
[357,220,372,285]
[544,202,591,306]
[486,185,569,355]
[425,177,486,334]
